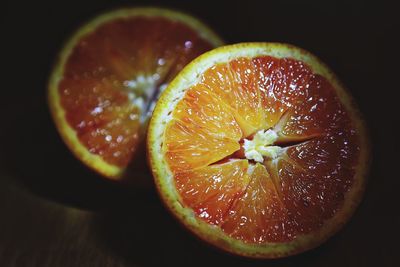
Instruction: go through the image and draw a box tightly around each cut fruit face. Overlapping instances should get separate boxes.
[48,7,223,180]
[148,43,370,258]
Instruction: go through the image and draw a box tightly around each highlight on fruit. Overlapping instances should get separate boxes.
[148,43,370,258]
[47,7,223,181]
[47,6,369,260]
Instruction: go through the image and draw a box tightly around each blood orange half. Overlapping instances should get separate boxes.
[148,43,370,258]
[48,7,223,181]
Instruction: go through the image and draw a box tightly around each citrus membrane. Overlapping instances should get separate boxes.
[48,7,223,179]
[148,43,369,258]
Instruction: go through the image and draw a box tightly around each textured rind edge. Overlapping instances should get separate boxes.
[147,42,371,258]
[47,7,224,180]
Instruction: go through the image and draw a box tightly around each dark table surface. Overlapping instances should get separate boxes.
[1,0,399,266]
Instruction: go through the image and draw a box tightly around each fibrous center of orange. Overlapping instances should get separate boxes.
[243,129,281,162]
[124,74,167,123]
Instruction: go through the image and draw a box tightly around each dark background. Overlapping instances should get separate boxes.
[1,0,399,266]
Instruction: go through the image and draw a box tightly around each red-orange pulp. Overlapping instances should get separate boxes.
[59,16,214,167]
[164,56,360,243]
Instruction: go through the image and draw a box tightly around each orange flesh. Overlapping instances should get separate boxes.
[59,16,214,167]
[164,56,360,243]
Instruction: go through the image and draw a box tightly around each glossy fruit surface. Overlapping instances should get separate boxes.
[48,7,223,180]
[148,43,369,258]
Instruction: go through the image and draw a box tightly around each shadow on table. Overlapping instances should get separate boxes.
[0,65,383,267]
[0,94,152,211]
[91,183,376,267]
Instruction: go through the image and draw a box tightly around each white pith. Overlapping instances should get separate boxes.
[243,129,282,162]
[125,74,168,123]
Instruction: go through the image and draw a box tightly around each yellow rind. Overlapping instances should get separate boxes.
[148,42,370,258]
[48,7,224,180]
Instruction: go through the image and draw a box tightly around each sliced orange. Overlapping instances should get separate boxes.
[148,43,370,258]
[48,7,223,181]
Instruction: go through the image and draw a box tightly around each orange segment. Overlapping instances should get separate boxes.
[60,77,141,166]
[164,84,242,172]
[280,75,347,139]
[280,133,360,227]
[252,56,313,128]
[172,84,242,140]
[175,160,250,225]
[164,120,239,172]
[48,8,223,179]
[200,59,266,136]
[222,164,294,243]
